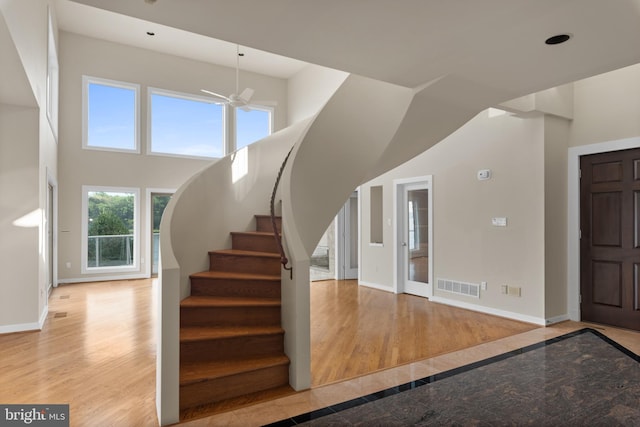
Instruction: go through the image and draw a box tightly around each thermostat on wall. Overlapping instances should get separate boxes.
[477,169,492,180]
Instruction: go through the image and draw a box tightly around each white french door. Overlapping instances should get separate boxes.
[395,177,433,297]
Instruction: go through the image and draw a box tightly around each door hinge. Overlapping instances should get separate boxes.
[579,294,582,304]
[579,229,582,239]
[579,169,582,179]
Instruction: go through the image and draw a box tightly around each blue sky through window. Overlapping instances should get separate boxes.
[86,78,272,157]
[236,108,271,150]
[87,83,136,150]
[150,93,224,158]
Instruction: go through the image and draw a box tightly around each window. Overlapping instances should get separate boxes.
[46,7,59,141]
[83,76,139,152]
[82,186,139,273]
[149,88,225,158]
[370,186,383,244]
[235,106,273,151]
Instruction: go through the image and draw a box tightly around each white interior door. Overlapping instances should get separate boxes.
[337,191,359,280]
[396,177,432,297]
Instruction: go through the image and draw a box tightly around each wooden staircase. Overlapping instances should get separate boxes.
[179,215,291,416]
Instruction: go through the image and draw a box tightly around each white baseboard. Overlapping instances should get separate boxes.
[0,306,49,335]
[545,314,570,325]
[429,295,547,326]
[358,280,395,293]
[57,273,149,285]
[39,306,48,328]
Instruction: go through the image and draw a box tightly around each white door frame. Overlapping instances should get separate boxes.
[46,169,58,291]
[335,190,359,280]
[567,137,640,321]
[393,176,433,297]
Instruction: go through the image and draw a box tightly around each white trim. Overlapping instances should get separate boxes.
[82,75,140,154]
[145,188,176,278]
[545,314,570,325]
[81,186,141,275]
[0,308,48,334]
[46,6,59,143]
[567,137,640,322]
[358,280,395,293]
[47,169,58,289]
[57,273,148,285]
[429,295,545,325]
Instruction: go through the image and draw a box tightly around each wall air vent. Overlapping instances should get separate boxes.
[437,278,480,298]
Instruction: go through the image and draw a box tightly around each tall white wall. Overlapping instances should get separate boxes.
[57,31,288,282]
[360,111,548,322]
[570,63,640,147]
[0,105,40,331]
[543,115,569,321]
[0,0,59,332]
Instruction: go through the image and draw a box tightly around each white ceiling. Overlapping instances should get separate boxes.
[3,0,638,113]
[54,0,309,79]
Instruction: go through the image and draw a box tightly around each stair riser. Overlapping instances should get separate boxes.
[209,253,281,276]
[190,277,281,299]
[180,364,289,409]
[255,216,281,234]
[181,334,285,364]
[181,306,281,328]
[231,233,280,253]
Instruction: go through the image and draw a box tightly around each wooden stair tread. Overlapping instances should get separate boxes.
[230,231,280,237]
[209,249,280,258]
[181,296,281,307]
[180,326,284,342]
[180,355,290,384]
[190,270,280,281]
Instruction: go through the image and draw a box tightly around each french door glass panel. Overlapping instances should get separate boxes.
[406,188,429,283]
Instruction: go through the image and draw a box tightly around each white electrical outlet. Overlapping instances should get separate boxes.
[480,281,487,291]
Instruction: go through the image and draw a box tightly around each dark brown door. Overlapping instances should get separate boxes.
[580,148,640,331]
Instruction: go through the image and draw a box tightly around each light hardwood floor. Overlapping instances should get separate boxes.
[310,279,536,386]
[1,278,638,426]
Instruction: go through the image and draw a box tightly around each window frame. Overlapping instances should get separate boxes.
[147,87,227,160]
[81,185,140,274]
[82,75,140,153]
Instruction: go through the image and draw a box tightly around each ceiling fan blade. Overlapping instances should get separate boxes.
[200,89,231,102]
[238,87,254,103]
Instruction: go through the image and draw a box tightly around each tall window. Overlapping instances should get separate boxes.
[83,76,139,152]
[149,88,225,158]
[235,106,273,151]
[82,186,139,273]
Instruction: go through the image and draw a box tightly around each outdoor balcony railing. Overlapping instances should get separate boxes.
[87,234,134,268]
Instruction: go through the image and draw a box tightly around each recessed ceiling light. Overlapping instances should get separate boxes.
[146,31,155,36]
[545,34,572,45]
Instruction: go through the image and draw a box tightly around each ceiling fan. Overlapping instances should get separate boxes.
[201,45,277,111]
